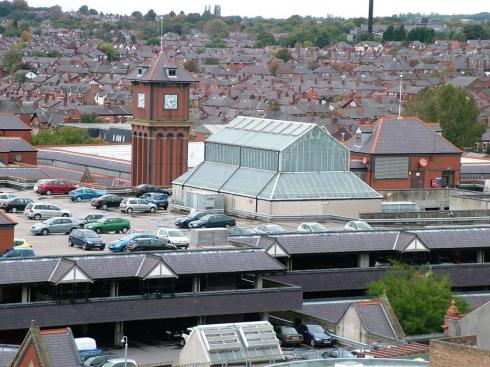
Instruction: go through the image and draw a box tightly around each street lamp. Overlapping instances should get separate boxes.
[121,336,128,367]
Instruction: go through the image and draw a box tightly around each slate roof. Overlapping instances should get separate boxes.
[0,345,18,367]
[127,52,197,84]
[355,301,397,340]
[41,328,81,367]
[299,301,352,324]
[346,117,462,155]
[0,138,37,152]
[0,249,285,285]
[0,113,31,130]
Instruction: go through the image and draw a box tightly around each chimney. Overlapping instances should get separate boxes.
[355,127,362,145]
[443,298,461,336]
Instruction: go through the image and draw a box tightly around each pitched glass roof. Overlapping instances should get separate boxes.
[258,171,381,200]
[220,167,277,197]
[181,162,238,191]
[206,116,314,152]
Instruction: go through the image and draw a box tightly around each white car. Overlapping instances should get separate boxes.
[344,220,374,231]
[99,359,138,367]
[157,228,190,249]
[297,222,328,233]
[255,224,287,234]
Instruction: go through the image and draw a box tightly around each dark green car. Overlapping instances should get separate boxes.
[85,217,130,234]
[188,214,236,229]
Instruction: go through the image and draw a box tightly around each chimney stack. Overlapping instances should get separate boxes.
[368,0,374,34]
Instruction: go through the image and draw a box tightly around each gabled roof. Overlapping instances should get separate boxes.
[135,254,177,279]
[205,116,315,152]
[0,113,31,130]
[48,258,92,284]
[355,300,397,340]
[346,116,462,155]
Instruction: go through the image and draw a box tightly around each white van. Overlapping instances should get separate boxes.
[75,337,97,351]
[381,201,420,213]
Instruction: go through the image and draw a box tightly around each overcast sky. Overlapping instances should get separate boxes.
[28,0,489,19]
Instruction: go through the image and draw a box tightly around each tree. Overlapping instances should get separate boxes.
[272,48,291,63]
[3,49,23,74]
[80,113,101,124]
[452,31,466,42]
[205,38,225,48]
[144,9,156,21]
[12,70,27,84]
[405,85,485,149]
[368,263,470,335]
[98,42,116,62]
[383,25,395,41]
[12,0,28,11]
[183,59,200,73]
[0,1,12,17]
[203,57,219,65]
[268,60,280,76]
[203,19,229,39]
[462,24,488,40]
[20,30,30,42]
[89,8,98,16]
[131,10,142,20]
[256,32,275,48]
[48,5,62,20]
[79,5,89,15]
[31,126,97,146]
[407,27,435,44]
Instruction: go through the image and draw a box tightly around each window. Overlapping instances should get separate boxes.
[374,156,409,179]
[167,68,177,77]
[15,154,21,162]
[137,93,145,108]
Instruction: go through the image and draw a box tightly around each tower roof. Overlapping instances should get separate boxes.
[127,52,197,84]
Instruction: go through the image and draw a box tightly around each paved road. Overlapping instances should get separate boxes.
[6,188,345,257]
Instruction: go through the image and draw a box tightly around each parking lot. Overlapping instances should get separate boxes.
[5,188,345,257]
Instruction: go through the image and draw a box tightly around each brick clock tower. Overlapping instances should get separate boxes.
[128,53,197,187]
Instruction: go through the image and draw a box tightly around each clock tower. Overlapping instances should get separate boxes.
[128,53,197,187]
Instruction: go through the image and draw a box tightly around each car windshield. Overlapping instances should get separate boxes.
[356,222,373,230]
[168,230,184,237]
[200,215,213,221]
[1,248,13,256]
[268,225,286,232]
[310,223,327,231]
[282,327,298,334]
[240,228,256,234]
[83,231,99,238]
[307,325,325,333]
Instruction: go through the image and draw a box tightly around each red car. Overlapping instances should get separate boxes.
[36,179,77,195]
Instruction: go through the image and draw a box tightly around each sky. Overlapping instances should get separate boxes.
[28,0,489,19]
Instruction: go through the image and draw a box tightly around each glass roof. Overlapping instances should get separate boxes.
[220,167,277,197]
[181,162,238,190]
[258,172,382,200]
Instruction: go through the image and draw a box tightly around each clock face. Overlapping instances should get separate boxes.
[137,93,145,108]
[164,94,178,110]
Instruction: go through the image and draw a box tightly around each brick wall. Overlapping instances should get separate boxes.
[430,338,490,367]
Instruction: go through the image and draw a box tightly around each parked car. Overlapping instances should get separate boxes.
[274,325,304,347]
[140,192,169,209]
[85,217,130,234]
[99,359,137,367]
[120,198,157,214]
[297,222,328,233]
[31,217,80,236]
[321,348,356,359]
[125,238,178,252]
[25,203,71,220]
[35,179,77,195]
[228,227,257,236]
[344,220,374,231]
[83,354,118,367]
[1,197,33,213]
[255,223,287,234]
[78,213,105,227]
[69,187,104,202]
[69,229,105,251]
[157,228,189,249]
[13,238,31,248]
[33,179,49,193]
[297,324,333,347]
[0,248,35,259]
[91,194,123,210]
[109,232,157,252]
[175,211,209,228]
[188,214,236,229]
[0,192,16,204]
[133,184,171,197]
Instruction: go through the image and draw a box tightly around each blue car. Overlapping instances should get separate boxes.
[108,232,157,252]
[140,192,169,210]
[69,188,104,202]
[297,324,334,347]
[0,248,35,259]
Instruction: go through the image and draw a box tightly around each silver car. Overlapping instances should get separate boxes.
[120,198,157,214]
[78,213,105,227]
[31,217,80,235]
[25,202,71,220]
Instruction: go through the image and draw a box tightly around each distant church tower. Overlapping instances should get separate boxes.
[128,53,197,187]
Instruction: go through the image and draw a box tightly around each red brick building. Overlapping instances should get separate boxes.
[345,117,462,190]
[0,211,17,253]
[128,53,197,187]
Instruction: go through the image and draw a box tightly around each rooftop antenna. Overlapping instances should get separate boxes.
[398,73,403,119]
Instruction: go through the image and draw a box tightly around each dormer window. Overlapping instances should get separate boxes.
[137,68,143,76]
[167,68,177,78]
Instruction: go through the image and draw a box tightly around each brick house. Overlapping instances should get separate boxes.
[345,116,462,190]
[0,138,38,166]
[0,211,17,253]
[0,113,32,143]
